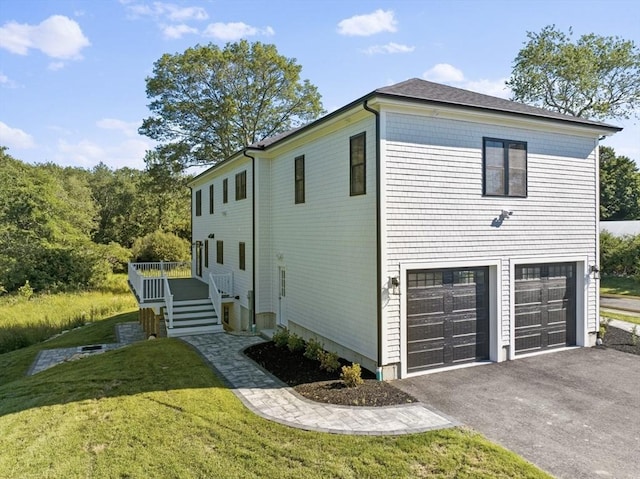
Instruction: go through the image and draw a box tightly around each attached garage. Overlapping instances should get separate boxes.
[406,267,490,373]
[514,263,577,353]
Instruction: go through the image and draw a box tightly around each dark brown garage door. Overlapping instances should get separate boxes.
[407,267,490,373]
[514,263,576,353]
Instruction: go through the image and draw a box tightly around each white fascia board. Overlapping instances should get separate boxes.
[369,98,619,140]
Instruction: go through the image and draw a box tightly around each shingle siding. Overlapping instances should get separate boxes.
[382,111,598,364]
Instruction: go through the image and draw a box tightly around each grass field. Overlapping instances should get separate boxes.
[600,276,640,297]
[0,274,137,354]
[0,329,550,478]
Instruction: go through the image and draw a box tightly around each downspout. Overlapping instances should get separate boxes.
[188,185,194,275]
[363,99,382,380]
[244,149,257,331]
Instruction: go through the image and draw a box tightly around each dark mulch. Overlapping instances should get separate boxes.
[600,325,640,355]
[244,341,417,407]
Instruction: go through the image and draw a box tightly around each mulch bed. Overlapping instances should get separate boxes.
[244,324,639,407]
[600,325,640,355]
[243,341,417,407]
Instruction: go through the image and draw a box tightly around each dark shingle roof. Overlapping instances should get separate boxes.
[374,78,620,130]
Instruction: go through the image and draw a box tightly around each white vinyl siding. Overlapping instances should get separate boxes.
[382,111,598,365]
[267,117,378,363]
[191,158,253,311]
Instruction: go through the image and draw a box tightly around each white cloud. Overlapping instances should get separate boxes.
[162,23,198,39]
[203,22,274,41]
[0,15,90,60]
[0,121,35,149]
[123,2,208,22]
[48,61,65,71]
[56,136,151,169]
[423,63,465,83]
[364,42,414,55]
[0,71,18,88]
[96,118,140,137]
[337,9,397,36]
[422,63,511,99]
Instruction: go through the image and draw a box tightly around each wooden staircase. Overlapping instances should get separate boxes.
[165,298,223,337]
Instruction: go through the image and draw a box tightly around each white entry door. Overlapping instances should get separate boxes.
[278,266,287,326]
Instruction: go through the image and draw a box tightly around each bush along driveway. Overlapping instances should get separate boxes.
[394,347,640,479]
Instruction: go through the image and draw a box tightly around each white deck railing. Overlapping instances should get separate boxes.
[128,261,190,303]
[163,276,174,328]
[209,272,233,321]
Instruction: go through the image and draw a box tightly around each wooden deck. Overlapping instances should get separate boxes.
[167,278,209,301]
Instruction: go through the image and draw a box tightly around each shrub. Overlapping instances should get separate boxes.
[17,281,34,301]
[131,230,190,263]
[287,333,305,352]
[272,328,290,348]
[304,338,324,361]
[318,350,340,373]
[340,363,364,388]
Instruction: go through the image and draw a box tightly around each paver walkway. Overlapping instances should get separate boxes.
[182,333,456,435]
[27,322,145,375]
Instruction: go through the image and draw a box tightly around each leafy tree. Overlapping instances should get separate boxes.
[139,40,324,169]
[600,146,640,220]
[507,25,640,120]
[131,230,191,263]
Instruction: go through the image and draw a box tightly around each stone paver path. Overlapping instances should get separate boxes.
[28,322,144,375]
[182,333,457,435]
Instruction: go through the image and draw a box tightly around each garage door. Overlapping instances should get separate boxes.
[407,267,490,373]
[514,263,576,353]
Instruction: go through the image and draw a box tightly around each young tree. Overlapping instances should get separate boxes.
[600,146,640,220]
[139,40,324,170]
[507,25,640,120]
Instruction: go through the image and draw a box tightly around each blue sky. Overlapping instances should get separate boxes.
[1,0,638,170]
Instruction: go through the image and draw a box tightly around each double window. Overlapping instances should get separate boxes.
[236,171,247,200]
[483,137,527,197]
[350,132,366,196]
[294,155,305,204]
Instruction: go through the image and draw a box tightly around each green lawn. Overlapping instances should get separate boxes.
[600,276,640,297]
[600,310,640,326]
[0,320,550,478]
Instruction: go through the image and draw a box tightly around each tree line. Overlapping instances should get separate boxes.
[0,147,191,294]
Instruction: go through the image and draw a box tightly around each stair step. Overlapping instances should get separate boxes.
[173,310,217,319]
[172,317,218,327]
[166,324,224,337]
[173,298,212,307]
[173,303,214,312]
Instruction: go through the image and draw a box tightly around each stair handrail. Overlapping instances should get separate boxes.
[163,275,174,329]
[208,272,222,322]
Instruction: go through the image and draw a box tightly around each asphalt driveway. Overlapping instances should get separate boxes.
[394,347,640,479]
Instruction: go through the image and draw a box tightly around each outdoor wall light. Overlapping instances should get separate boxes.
[499,210,513,221]
[208,233,215,238]
[590,265,600,279]
[390,276,400,294]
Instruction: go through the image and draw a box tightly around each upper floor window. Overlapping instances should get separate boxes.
[204,239,209,268]
[239,242,246,271]
[350,132,366,196]
[216,240,224,264]
[295,155,305,204]
[236,171,247,200]
[195,189,202,216]
[209,184,214,214]
[223,178,228,203]
[483,138,527,197]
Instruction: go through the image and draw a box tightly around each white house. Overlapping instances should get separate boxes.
[131,78,621,379]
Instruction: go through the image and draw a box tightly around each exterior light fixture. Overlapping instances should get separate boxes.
[590,265,600,279]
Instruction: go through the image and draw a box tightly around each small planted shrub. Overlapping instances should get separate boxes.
[340,363,364,388]
[272,327,290,348]
[304,338,324,361]
[287,333,305,352]
[319,350,340,373]
[18,281,34,301]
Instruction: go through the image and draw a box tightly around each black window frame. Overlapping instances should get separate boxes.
[239,242,246,271]
[216,240,223,264]
[209,184,214,214]
[235,171,247,201]
[294,155,305,204]
[223,178,228,204]
[204,239,209,268]
[482,137,528,198]
[350,132,366,196]
[195,189,202,216]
